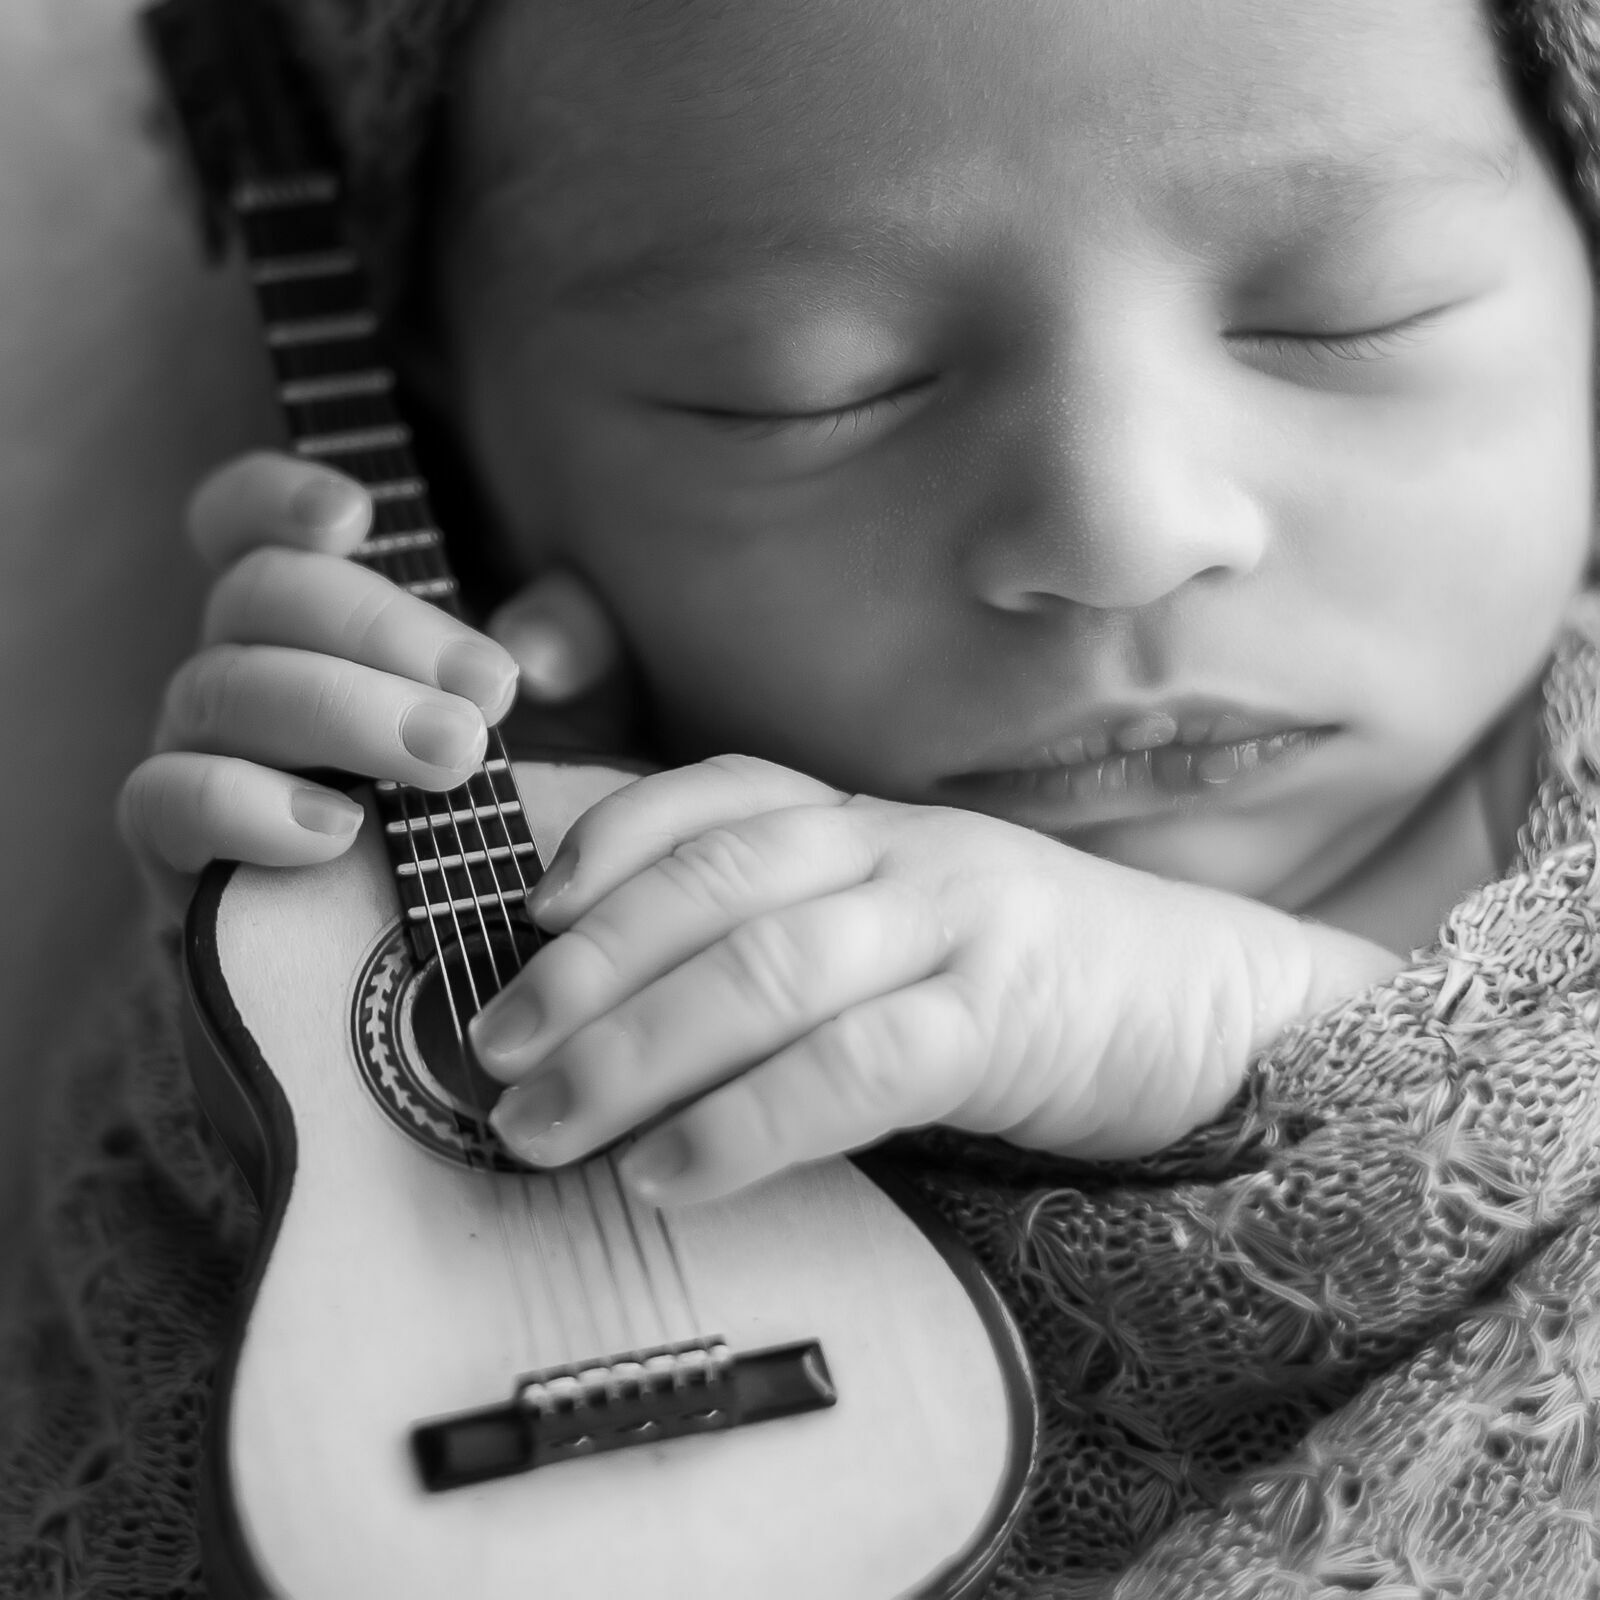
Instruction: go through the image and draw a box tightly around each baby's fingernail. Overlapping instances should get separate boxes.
[620,1130,692,1200]
[470,993,543,1067]
[290,788,363,837]
[290,472,367,535]
[401,700,485,770]
[437,638,518,714]
[490,1070,572,1163]
[531,852,578,919]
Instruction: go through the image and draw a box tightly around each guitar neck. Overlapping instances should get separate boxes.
[236,171,544,962]
[238,175,453,603]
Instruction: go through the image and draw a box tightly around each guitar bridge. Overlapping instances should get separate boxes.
[410,1336,835,1491]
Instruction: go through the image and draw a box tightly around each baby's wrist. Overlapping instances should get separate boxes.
[990,895,1405,1164]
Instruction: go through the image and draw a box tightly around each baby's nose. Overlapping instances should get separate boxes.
[964,362,1270,614]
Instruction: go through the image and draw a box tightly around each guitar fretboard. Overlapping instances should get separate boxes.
[235,172,543,964]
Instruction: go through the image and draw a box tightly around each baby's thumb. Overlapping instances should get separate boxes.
[485,567,624,705]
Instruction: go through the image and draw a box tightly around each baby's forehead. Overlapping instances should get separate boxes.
[447,0,1526,303]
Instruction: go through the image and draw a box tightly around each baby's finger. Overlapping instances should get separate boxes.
[202,548,518,719]
[532,754,847,929]
[119,751,365,916]
[617,975,983,1205]
[487,568,624,704]
[187,451,371,569]
[487,879,951,1169]
[155,643,488,790]
[471,804,874,1078]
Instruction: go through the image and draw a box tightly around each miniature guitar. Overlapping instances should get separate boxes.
[143,2,1037,1595]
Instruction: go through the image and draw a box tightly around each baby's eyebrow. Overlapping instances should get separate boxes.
[1182,130,1522,229]
[547,131,1523,316]
[550,219,935,316]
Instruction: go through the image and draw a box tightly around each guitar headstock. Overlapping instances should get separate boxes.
[143,0,340,255]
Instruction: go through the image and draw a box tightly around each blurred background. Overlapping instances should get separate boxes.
[0,0,279,1264]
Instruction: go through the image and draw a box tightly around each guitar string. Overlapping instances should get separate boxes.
[579,1160,642,1353]
[450,743,611,1355]
[427,768,579,1349]
[392,768,585,1370]
[400,581,705,1365]
[384,521,616,1367]
[388,775,542,1360]
[378,479,594,1370]
[378,503,580,1364]
[466,743,651,1362]
[448,752,591,1364]
[653,1192,707,1338]
[466,728,686,1355]
[446,758,613,1364]
[345,455,584,1368]
[606,1158,684,1351]
[549,1167,615,1372]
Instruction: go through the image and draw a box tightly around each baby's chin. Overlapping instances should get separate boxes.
[941,752,1415,916]
[1049,807,1361,908]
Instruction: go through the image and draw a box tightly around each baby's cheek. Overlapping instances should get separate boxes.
[595,545,933,781]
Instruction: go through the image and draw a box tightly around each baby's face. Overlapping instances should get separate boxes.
[440,0,1594,908]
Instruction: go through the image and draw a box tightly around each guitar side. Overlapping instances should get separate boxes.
[184,756,1037,1600]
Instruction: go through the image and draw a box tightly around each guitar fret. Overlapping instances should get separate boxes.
[377,760,512,796]
[380,768,512,800]
[401,576,457,600]
[406,886,532,922]
[234,174,338,212]
[366,478,426,503]
[295,423,412,458]
[285,399,406,441]
[267,312,379,348]
[251,250,359,286]
[396,842,540,875]
[359,529,440,557]
[279,370,395,404]
[385,799,524,834]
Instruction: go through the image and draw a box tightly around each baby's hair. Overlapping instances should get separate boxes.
[271,0,475,303]
[275,0,1600,312]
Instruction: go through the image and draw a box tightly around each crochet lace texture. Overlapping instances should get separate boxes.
[0,933,254,1599]
[9,599,1600,1597]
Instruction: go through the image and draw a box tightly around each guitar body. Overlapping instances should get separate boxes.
[185,754,1037,1600]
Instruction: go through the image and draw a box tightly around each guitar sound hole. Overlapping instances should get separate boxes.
[409,927,542,1121]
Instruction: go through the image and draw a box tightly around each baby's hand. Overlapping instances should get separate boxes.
[118,453,616,916]
[472,755,1401,1203]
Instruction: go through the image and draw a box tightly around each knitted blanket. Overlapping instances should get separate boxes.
[7,597,1600,1598]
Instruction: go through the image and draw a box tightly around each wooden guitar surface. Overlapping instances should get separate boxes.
[186,757,1037,1600]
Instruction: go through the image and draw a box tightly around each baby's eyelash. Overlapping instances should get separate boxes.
[1234,312,1442,364]
[694,377,938,439]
